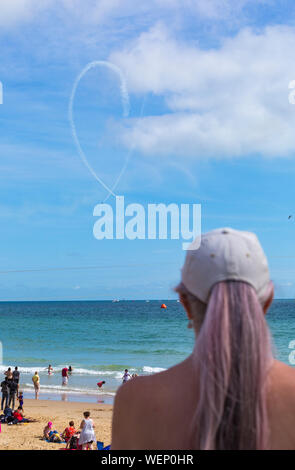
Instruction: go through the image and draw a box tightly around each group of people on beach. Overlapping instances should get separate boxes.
[0,367,28,425]
[43,411,96,450]
[1,367,22,411]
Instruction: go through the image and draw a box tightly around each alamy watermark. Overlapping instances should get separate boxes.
[93,196,201,250]
[69,62,202,250]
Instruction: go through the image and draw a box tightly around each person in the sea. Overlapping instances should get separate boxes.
[97,381,105,389]
[32,372,40,399]
[47,365,53,375]
[112,227,295,450]
[78,411,96,450]
[61,367,69,386]
[68,366,73,375]
[1,377,9,410]
[122,369,131,384]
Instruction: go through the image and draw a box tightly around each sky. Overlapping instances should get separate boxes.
[1,0,295,300]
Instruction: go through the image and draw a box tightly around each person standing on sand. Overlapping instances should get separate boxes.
[1,377,9,410]
[12,367,20,388]
[32,371,40,399]
[78,411,96,450]
[4,367,13,381]
[8,380,18,410]
[112,228,295,450]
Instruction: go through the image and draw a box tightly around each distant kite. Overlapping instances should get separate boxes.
[288,215,293,219]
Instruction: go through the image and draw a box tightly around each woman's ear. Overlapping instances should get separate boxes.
[263,285,274,315]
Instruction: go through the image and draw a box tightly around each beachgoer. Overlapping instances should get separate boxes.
[68,366,73,375]
[1,377,9,410]
[61,367,68,386]
[62,421,76,448]
[43,421,53,440]
[32,372,40,399]
[78,411,96,450]
[13,406,29,423]
[8,381,18,410]
[47,365,53,375]
[97,381,105,388]
[18,391,24,411]
[122,369,131,384]
[4,368,13,381]
[12,367,20,386]
[112,227,295,450]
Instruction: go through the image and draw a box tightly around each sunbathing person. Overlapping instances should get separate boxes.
[112,228,295,450]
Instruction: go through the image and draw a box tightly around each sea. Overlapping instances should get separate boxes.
[0,300,294,404]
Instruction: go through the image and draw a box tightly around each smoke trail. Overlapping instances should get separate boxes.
[69,61,130,199]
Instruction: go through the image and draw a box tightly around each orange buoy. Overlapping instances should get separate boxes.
[161,303,167,309]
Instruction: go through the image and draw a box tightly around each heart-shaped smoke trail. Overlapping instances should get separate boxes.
[69,60,131,201]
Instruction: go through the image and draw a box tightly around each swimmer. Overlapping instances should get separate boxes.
[47,365,53,375]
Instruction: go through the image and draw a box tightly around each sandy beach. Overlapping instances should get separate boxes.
[0,399,112,450]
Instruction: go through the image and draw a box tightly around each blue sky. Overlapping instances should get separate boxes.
[1,0,295,300]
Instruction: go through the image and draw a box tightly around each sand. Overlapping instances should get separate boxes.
[0,399,112,450]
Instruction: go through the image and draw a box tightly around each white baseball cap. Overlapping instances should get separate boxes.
[181,227,270,304]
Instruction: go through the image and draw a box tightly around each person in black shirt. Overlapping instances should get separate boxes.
[8,381,18,410]
[12,367,20,386]
[1,377,9,410]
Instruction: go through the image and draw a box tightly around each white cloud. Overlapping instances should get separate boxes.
[0,0,52,27]
[0,0,264,28]
[110,24,295,159]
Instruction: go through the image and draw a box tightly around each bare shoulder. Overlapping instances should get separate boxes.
[270,360,295,387]
[112,359,193,449]
[268,360,295,449]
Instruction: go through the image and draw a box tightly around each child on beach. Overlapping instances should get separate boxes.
[62,420,76,448]
[43,421,62,442]
[18,391,24,411]
[43,421,53,440]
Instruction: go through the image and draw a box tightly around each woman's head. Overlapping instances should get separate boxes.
[83,411,90,418]
[177,228,274,450]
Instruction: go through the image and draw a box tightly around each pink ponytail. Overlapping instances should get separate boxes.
[177,281,273,449]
